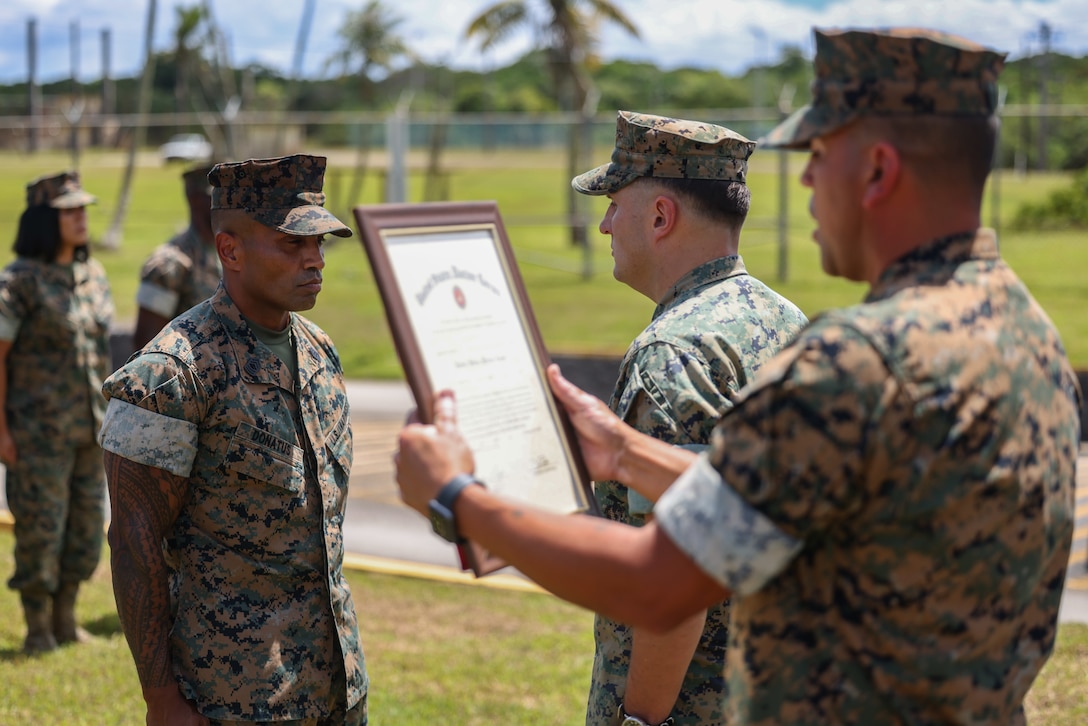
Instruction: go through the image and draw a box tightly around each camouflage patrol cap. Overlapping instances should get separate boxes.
[26,171,97,209]
[572,111,755,195]
[209,154,352,238]
[762,28,1007,149]
[182,164,216,197]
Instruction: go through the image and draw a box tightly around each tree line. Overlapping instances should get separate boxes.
[4,3,1086,167]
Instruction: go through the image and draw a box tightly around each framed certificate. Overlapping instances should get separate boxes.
[354,201,596,575]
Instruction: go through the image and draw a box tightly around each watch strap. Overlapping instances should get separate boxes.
[436,473,481,510]
[612,705,674,726]
[428,473,483,543]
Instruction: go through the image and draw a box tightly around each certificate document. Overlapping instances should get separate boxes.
[355,202,595,574]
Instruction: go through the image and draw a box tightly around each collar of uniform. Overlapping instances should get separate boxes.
[210,286,298,392]
[653,255,747,320]
[292,324,325,392]
[868,228,999,302]
[26,257,84,287]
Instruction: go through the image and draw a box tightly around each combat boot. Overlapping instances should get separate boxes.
[53,582,93,645]
[21,593,58,654]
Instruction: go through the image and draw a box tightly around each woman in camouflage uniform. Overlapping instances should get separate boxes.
[0,171,114,654]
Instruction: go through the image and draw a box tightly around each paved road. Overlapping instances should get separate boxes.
[339,380,1088,622]
[1,378,1086,615]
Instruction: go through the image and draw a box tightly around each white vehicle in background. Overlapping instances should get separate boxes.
[159,133,213,163]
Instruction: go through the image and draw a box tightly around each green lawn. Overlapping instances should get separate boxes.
[0,148,1084,378]
[0,529,595,725]
[0,528,1086,724]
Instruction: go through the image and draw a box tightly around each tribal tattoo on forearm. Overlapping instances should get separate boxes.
[105,451,190,690]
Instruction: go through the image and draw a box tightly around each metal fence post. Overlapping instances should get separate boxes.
[776,84,795,283]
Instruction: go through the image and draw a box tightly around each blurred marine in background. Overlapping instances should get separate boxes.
[131,163,221,351]
[0,171,113,654]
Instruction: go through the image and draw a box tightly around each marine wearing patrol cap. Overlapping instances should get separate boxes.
[26,171,97,209]
[572,111,755,195]
[762,27,1007,149]
[182,164,216,197]
[209,153,352,238]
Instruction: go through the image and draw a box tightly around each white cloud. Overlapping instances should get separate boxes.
[0,0,1085,84]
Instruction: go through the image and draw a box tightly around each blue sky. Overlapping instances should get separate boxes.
[0,0,1084,85]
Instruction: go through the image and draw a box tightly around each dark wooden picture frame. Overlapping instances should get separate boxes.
[354,201,596,576]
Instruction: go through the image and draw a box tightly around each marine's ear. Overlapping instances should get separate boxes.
[650,192,679,241]
[862,141,901,210]
[216,230,243,271]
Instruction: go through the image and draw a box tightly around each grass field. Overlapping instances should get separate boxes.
[0,528,1086,724]
[0,146,1085,378]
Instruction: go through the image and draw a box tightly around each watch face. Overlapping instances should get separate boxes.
[428,500,458,542]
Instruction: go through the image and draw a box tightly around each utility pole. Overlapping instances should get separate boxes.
[103,0,158,250]
[990,86,1008,235]
[776,84,795,283]
[68,20,84,169]
[1036,21,1051,170]
[1017,36,1031,174]
[100,28,114,147]
[27,18,40,153]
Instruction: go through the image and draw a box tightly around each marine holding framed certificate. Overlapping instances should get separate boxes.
[354,201,596,575]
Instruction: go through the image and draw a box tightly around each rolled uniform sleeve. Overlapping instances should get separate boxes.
[99,352,206,477]
[136,282,181,319]
[136,245,189,318]
[657,454,803,595]
[656,323,895,595]
[0,267,31,341]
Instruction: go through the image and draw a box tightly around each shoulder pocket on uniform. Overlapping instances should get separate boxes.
[224,421,306,493]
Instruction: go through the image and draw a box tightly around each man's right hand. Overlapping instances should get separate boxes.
[143,684,209,726]
[396,391,476,516]
[546,364,630,483]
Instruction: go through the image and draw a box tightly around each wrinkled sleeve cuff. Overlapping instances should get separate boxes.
[655,454,802,596]
[136,282,180,318]
[98,398,197,477]
[0,314,21,341]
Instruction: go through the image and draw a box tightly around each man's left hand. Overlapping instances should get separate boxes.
[395,390,476,515]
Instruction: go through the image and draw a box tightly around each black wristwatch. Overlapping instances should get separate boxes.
[613,705,674,726]
[428,473,484,543]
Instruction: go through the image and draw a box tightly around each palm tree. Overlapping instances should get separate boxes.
[274,0,317,153]
[102,0,157,250]
[329,0,414,100]
[465,0,640,263]
[172,5,208,133]
[327,0,414,208]
[468,0,637,112]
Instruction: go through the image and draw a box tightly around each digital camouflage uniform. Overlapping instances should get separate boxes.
[653,29,1082,725]
[590,256,807,725]
[136,228,221,321]
[573,113,808,725]
[1,172,112,603]
[99,155,365,722]
[135,165,221,323]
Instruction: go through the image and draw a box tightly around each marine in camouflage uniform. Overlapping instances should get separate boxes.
[392,26,1081,726]
[573,112,808,726]
[646,29,1081,724]
[0,171,112,654]
[100,155,367,724]
[132,164,222,351]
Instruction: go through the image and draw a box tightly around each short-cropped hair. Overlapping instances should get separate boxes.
[649,177,751,228]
